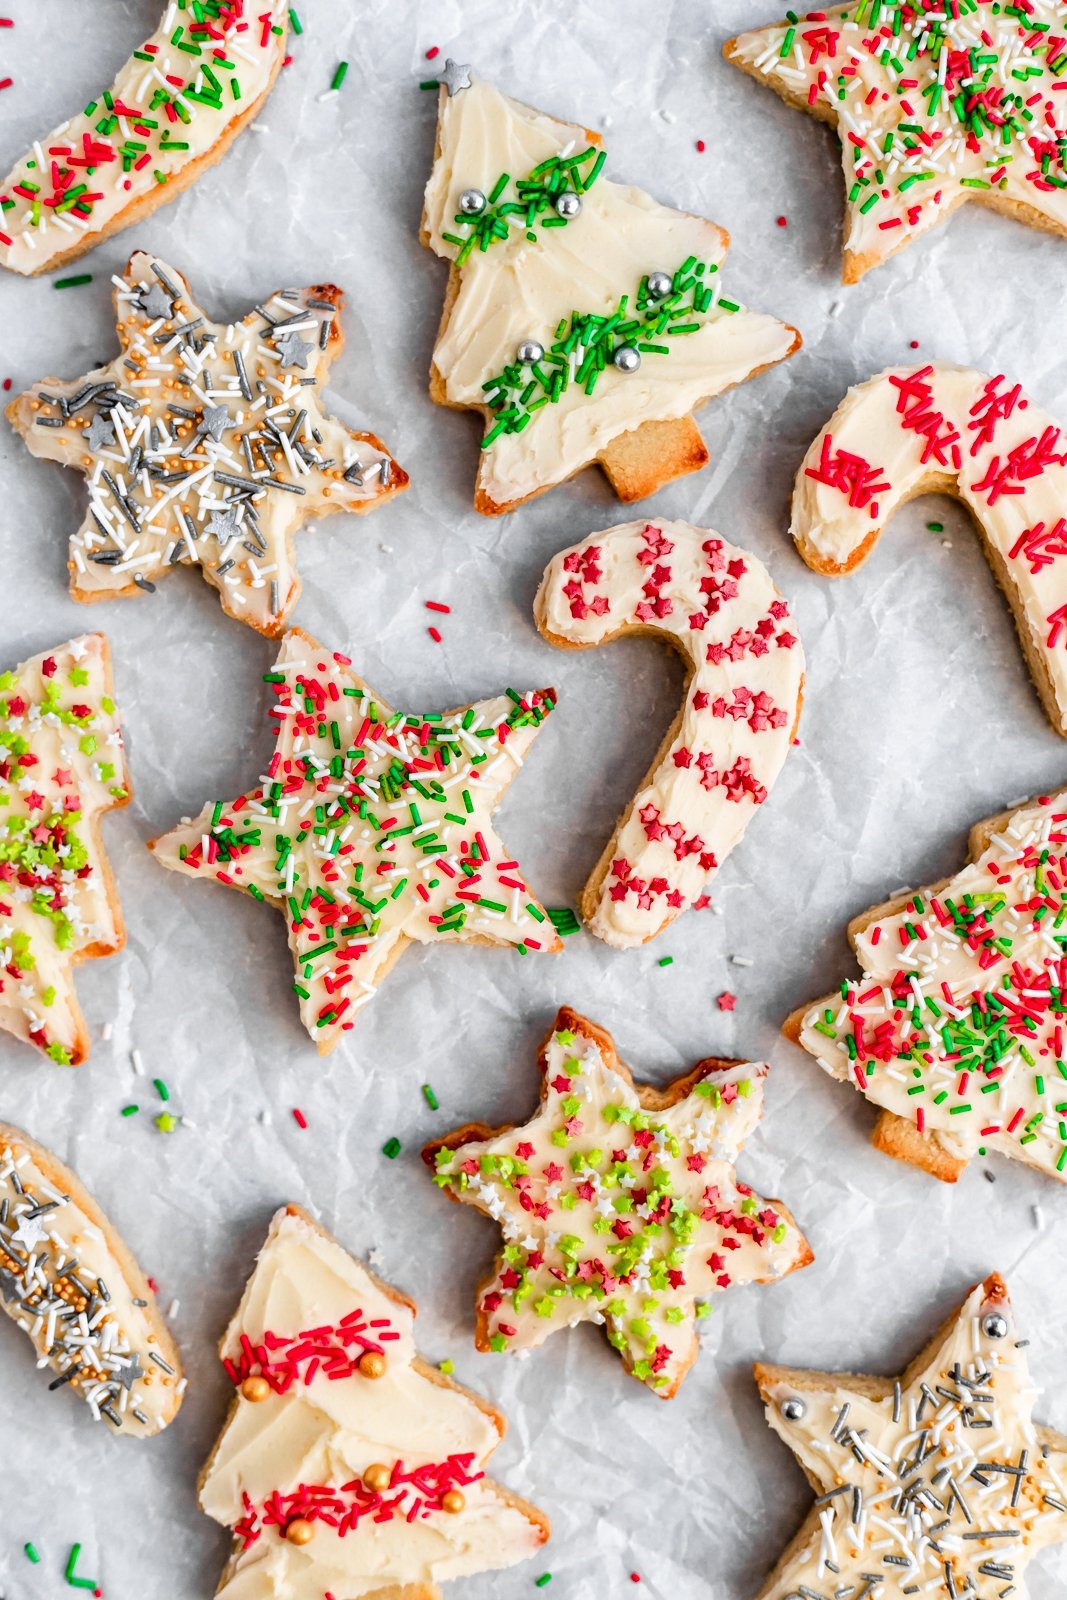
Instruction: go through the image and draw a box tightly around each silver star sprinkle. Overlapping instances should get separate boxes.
[440,58,472,96]
[139,282,174,321]
[201,404,230,443]
[85,413,115,451]
[11,1213,48,1251]
[274,331,313,370]
[206,507,240,543]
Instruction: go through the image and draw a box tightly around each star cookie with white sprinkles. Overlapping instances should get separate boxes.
[752,1274,1067,1600]
[725,1,1067,283]
[149,628,562,1053]
[7,252,408,635]
[425,1007,812,1397]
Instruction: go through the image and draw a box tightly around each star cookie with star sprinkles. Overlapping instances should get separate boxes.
[148,628,562,1053]
[0,633,129,1067]
[7,251,408,635]
[424,1006,812,1397]
[725,1,1067,283]
[752,1274,1067,1600]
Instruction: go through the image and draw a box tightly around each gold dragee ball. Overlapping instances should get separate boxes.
[241,1375,271,1402]
[441,1490,466,1515]
[363,1463,392,1492]
[357,1350,386,1379]
[285,1519,315,1546]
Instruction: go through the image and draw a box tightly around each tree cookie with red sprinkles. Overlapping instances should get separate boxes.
[148,627,562,1053]
[786,787,1067,1185]
[199,1204,549,1600]
[421,69,800,514]
[790,363,1067,737]
[0,633,129,1067]
[7,251,408,636]
[424,1006,812,1398]
[536,519,803,947]
[0,2,289,277]
[725,1,1067,284]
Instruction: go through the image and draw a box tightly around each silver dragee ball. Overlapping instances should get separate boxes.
[458,188,487,215]
[780,1396,807,1422]
[647,270,673,299]
[982,1312,1009,1339]
[517,340,545,365]
[554,191,582,219]
[613,344,641,374]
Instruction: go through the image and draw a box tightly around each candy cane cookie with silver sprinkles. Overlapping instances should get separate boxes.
[536,519,804,947]
[790,363,1067,737]
[725,2,1067,284]
[0,1122,184,1435]
[0,2,289,277]
[7,252,408,636]
[421,68,800,514]
[752,1274,1067,1600]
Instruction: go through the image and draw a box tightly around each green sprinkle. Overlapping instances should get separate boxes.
[53,274,93,289]
[121,1104,139,1118]
[64,1545,97,1591]
[153,1077,170,1102]
[438,1358,454,1375]
[382,1136,402,1159]
[331,60,348,91]
[422,1083,440,1111]
[289,7,302,32]
[24,1544,41,1564]
[547,906,581,936]
[658,956,674,967]
[927,521,943,531]
[154,1111,179,1134]
[535,1578,553,1590]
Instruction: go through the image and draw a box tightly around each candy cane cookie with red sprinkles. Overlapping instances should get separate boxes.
[786,787,1067,1185]
[725,2,1067,284]
[7,252,408,636]
[536,520,803,946]
[148,628,562,1053]
[790,363,1067,736]
[0,2,289,276]
[424,1007,812,1398]
[199,1205,548,1599]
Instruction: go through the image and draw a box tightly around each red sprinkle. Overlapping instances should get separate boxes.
[717,991,736,1012]
[425,45,439,58]
[425,600,451,613]
[428,627,442,643]
[695,139,706,152]
[776,215,788,226]
[292,1108,308,1130]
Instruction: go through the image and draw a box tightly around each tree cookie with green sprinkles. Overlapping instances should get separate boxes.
[148,627,563,1054]
[420,71,800,514]
[424,1006,812,1398]
[0,633,129,1067]
[0,1,289,277]
[786,787,1067,1185]
[725,1,1067,284]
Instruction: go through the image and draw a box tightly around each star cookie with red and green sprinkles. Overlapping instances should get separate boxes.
[0,633,129,1067]
[786,787,1067,1185]
[0,1,289,276]
[7,251,408,635]
[424,1006,812,1397]
[752,1274,1067,1600]
[149,628,562,1053]
[725,1,1067,283]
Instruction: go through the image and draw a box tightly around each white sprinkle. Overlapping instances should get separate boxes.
[731,955,754,968]
[131,1048,145,1077]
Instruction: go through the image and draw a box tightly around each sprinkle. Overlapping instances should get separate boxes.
[425,46,440,59]
[422,1083,440,1110]
[658,956,674,967]
[64,1544,98,1592]
[121,1104,139,1118]
[382,1136,402,1159]
[331,60,349,91]
[292,1108,308,1130]
[426,600,451,613]
[547,906,581,937]
[25,1544,41,1564]
[54,274,93,290]
[535,1578,553,1589]
[154,1112,179,1134]
[695,139,705,152]
[776,215,788,226]
[289,8,303,33]
[717,992,736,1011]
[438,1357,454,1374]
[153,1077,170,1102]
[428,626,443,643]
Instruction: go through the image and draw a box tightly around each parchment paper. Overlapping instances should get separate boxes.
[2,2,1067,1597]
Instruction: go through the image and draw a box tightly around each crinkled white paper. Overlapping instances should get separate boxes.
[2,2,1067,1597]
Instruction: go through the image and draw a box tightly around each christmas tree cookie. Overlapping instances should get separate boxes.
[0,633,128,1066]
[8,252,407,635]
[725,3,1067,283]
[0,2,289,276]
[424,1007,812,1397]
[790,363,1067,737]
[149,628,562,1052]
[199,1205,549,1599]
[787,788,1067,1185]
[0,1122,183,1435]
[536,519,803,946]
[421,69,800,513]
[753,1274,1067,1599]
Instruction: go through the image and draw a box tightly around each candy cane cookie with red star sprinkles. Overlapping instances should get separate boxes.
[790,364,1067,736]
[199,1205,549,1599]
[536,519,803,947]
[0,633,128,1067]
[725,2,1067,283]
[0,1,289,276]
[7,252,408,636]
[787,787,1067,1185]
[149,628,562,1052]
[424,1007,812,1397]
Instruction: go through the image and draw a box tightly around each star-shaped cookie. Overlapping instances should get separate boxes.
[424,1006,812,1397]
[149,629,562,1053]
[725,4,1067,283]
[753,1274,1067,1600]
[0,634,129,1066]
[7,252,408,634]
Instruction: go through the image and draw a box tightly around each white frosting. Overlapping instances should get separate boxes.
[0,1,288,275]
[423,76,798,507]
[537,519,803,946]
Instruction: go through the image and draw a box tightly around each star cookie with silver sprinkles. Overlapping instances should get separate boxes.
[752,1274,1067,1600]
[148,627,563,1053]
[424,1006,813,1397]
[7,252,409,635]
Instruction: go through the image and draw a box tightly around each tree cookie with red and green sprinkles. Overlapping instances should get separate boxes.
[421,69,800,514]
[424,1006,812,1398]
[0,633,129,1067]
[149,628,563,1053]
[725,2,1067,284]
[786,788,1067,1185]
[7,251,408,636]
[0,1,289,276]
